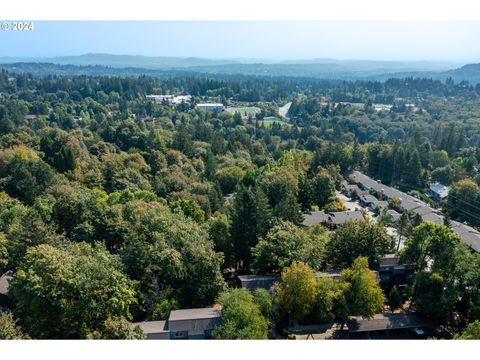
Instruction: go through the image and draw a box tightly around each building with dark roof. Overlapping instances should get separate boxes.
[378,255,415,285]
[237,274,281,292]
[347,313,429,336]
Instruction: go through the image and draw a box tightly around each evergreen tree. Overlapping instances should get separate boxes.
[230,185,272,273]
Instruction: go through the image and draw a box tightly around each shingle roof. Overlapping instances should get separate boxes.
[398,196,423,211]
[328,211,365,225]
[412,205,435,217]
[372,200,389,209]
[302,211,329,226]
[379,254,398,267]
[360,194,378,204]
[348,171,480,253]
[451,221,480,252]
[421,212,444,225]
[237,274,281,291]
[386,209,401,220]
[347,313,429,333]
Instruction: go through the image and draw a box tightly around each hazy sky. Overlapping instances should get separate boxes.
[1,21,480,61]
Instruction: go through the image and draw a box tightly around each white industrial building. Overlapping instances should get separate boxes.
[196,103,225,112]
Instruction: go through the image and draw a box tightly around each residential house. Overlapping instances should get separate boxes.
[420,212,444,225]
[168,307,223,339]
[132,320,170,339]
[342,183,362,197]
[378,254,415,285]
[327,211,365,228]
[429,183,450,202]
[349,171,479,252]
[386,209,401,223]
[346,313,430,338]
[370,200,389,211]
[359,194,378,208]
[450,221,480,252]
[237,274,281,292]
[302,211,330,226]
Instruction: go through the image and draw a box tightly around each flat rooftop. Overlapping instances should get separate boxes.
[168,307,222,322]
[132,320,168,334]
[348,313,429,333]
[237,274,280,282]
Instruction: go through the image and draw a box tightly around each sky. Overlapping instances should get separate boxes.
[1,21,480,62]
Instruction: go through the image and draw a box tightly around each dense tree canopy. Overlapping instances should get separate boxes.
[212,288,269,339]
[0,67,479,339]
[326,220,395,269]
[10,243,137,339]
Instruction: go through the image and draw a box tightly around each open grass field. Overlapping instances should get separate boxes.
[226,106,260,116]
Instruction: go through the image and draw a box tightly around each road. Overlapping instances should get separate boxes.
[278,102,292,120]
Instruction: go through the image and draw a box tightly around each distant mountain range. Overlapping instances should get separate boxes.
[0,53,479,84]
[0,54,238,69]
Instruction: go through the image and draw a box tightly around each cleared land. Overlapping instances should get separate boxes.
[278,102,292,119]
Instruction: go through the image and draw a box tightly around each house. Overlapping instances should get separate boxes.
[359,194,378,208]
[168,307,223,339]
[420,212,444,225]
[315,271,342,281]
[411,205,435,217]
[347,312,430,338]
[342,183,362,197]
[348,171,480,253]
[0,271,13,310]
[378,254,415,285]
[327,211,365,228]
[386,209,401,223]
[196,103,225,112]
[429,183,450,202]
[369,200,389,211]
[450,221,480,252]
[132,320,170,339]
[237,274,281,292]
[397,196,422,212]
[302,211,330,226]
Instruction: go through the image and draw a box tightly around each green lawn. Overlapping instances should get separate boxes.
[226,106,260,116]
